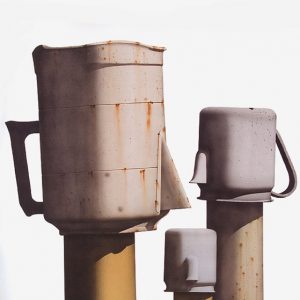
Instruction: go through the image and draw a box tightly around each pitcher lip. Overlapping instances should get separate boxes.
[33,40,166,53]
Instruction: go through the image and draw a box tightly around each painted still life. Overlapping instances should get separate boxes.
[5,40,297,300]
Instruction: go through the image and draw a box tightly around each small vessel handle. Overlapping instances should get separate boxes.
[271,130,297,198]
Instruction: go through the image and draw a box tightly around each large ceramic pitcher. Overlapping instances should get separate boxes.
[7,41,189,234]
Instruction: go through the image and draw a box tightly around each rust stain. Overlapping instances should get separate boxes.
[146,102,152,129]
[115,104,121,128]
[140,169,145,181]
[139,169,147,204]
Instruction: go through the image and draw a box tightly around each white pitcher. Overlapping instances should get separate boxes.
[6,41,190,234]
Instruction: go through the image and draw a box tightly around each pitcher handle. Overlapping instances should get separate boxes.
[6,121,43,216]
[271,130,297,198]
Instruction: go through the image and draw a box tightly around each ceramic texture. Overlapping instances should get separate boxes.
[164,228,217,293]
[7,41,190,234]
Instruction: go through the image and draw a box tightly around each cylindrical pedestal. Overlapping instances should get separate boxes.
[174,292,213,300]
[64,233,136,300]
[207,202,263,300]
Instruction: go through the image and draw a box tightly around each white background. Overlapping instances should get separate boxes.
[0,0,300,299]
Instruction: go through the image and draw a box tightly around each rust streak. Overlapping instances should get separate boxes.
[139,169,145,181]
[115,104,121,128]
[139,169,147,204]
[146,102,152,129]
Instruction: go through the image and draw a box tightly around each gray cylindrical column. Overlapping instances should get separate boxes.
[207,201,263,300]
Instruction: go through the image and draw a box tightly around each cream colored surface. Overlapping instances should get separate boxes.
[29,41,190,233]
[40,103,165,173]
[160,138,190,210]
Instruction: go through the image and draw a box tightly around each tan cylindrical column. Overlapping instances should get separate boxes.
[207,202,263,300]
[64,233,136,300]
[174,293,213,300]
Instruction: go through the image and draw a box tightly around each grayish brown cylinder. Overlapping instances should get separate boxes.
[207,202,263,300]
